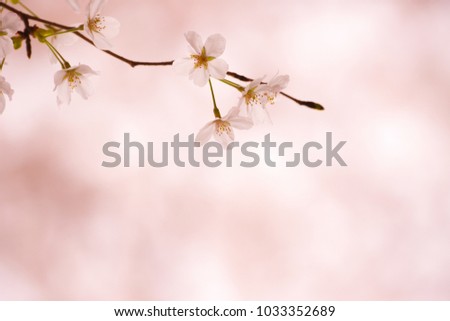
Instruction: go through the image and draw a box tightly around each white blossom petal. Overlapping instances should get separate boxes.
[224,107,253,129]
[0,36,14,60]
[222,106,240,121]
[56,80,71,106]
[100,16,120,38]
[1,11,25,36]
[195,121,215,145]
[75,76,94,99]
[237,96,245,109]
[89,0,107,17]
[173,58,195,76]
[0,76,13,114]
[0,77,13,99]
[76,64,98,75]
[184,31,203,54]
[204,33,226,57]
[0,94,5,114]
[229,116,253,130]
[190,67,209,87]
[213,124,234,147]
[53,32,78,47]
[268,74,289,92]
[53,69,67,88]
[91,32,113,50]
[247,77,264,92]
[250,106,272,125]
[208,58,228,80]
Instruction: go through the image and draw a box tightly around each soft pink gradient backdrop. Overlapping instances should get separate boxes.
[0,0,449,299]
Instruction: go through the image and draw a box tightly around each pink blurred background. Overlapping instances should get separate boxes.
[0,0,449,300]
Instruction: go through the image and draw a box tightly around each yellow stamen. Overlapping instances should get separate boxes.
[191,47,214,69]
[65,70,82,90]
[215,120,232,136]
[88,14,106,33]
[244,88,261,106]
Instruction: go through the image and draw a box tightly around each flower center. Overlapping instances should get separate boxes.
[191,47,213,69]
[262,91,276,105]
[215,120,232,136]
[244,88,261,106]
[88,14,106,33]
[65,70,82,90]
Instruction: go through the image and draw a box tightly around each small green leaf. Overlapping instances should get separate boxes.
[12,36,23,50]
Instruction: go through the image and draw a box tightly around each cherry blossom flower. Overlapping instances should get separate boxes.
[84,0,120,49]
[239,74,290,124]
[0,10,24,60]
[195,107,253,147]
[262,74,290,104]
[53,64,97,106]
[239,76,272,124]
[0,75,13,114]
[239,76,265,112]
[173,31,229,87]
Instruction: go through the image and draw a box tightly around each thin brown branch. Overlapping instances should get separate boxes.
[0,2,323,110]
[70,31,174,67]
[0,2,173,67]
[226,71,253,82]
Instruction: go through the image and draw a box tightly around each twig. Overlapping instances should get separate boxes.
[0,2,324,110]
[0,2,173,67]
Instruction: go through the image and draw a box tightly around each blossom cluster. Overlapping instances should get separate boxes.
[0,0,299,148]
[173,31,289,146]
[0,0,119,110]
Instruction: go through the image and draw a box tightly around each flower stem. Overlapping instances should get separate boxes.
[46,25,84,38]
[44,39,69,69]
[209,79,221,118]
[219,78,244,92]
[0,58,5,71]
